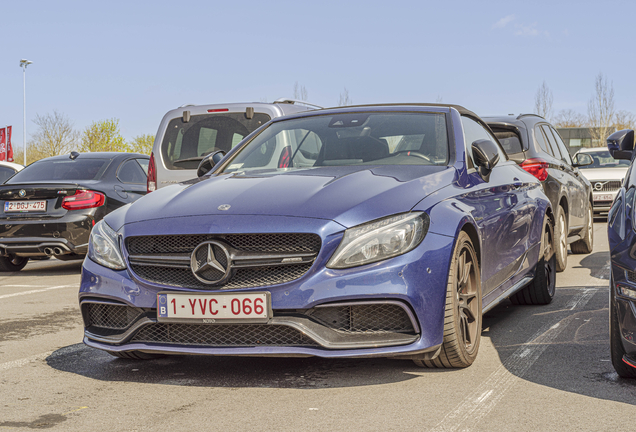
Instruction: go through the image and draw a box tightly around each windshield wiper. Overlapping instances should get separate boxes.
[173,156,204,165]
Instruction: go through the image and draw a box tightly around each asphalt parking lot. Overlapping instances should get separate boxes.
[1,220,634,431]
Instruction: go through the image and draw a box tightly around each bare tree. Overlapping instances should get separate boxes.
[552,109,587,128]
[338,88,352,106]
[28,111,79,161]
[534,81,553,120]
[587,72,616,146]
[435,95,443,103]
[614,110,636,131]
[293,81,308,101]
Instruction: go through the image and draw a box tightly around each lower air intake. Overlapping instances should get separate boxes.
[131,323,318,347]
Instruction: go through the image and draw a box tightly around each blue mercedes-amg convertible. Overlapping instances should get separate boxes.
[79,104,555,368]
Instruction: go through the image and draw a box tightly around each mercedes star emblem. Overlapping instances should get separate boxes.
[190,241,231,285]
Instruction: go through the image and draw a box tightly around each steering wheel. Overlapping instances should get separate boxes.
[393,150,433,162]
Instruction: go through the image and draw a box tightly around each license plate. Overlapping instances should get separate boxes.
[157,291,271,323]
[594,194,614,202]
[4,200,47,212]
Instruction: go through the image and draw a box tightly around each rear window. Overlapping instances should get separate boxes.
[7,159,109,183]
[491,130,523,154]
[0,166,17,183]
[577,150,631,169]
[161,112,271,170]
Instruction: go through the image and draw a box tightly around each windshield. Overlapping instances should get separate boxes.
[221,112,449,174]
[7,159,110,183]
[161,112,271,170]
[577,150,631,169]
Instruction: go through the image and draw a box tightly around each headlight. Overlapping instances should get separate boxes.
[327,212,429,269]
[88,220,126,270]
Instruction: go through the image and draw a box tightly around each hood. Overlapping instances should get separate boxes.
[109,165,455,230]
[578,167,628,182]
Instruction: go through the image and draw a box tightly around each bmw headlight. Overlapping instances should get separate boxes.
[327,212,429,269]
[88,220,126,270]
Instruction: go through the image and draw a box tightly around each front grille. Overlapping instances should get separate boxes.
[308,303,415,333]
[594,181,622,192]
[627,270,636,284]
[126,233,321,290]
[84,303,144,329]
[127,233,321,255]
[131,323,318,346]
[130,262,313,290]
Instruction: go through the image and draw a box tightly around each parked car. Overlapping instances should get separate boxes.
[80,104,555,368]
[0,152,149,271]
[573,147,630,214]
[606,129,636,378]
[148,99,321,192]
[484,114,594,272]
[0,161,24,183]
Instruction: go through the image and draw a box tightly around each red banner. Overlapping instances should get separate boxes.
[6,126,13,162]
[0,128,5,162]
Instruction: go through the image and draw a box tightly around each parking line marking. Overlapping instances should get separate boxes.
[430,288,599,432]
[0,345,83,373]
[0,352,53,372]
[565,288,597,310]
[0,284,76,300]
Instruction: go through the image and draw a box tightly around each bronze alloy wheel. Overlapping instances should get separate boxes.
[415,231,481,368]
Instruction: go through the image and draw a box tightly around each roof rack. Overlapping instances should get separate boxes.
[273,98,323,110]
[517,113,545,120]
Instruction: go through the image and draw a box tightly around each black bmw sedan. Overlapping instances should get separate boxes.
[0,152,149,271]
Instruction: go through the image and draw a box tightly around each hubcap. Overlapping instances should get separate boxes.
[456,246,478,352]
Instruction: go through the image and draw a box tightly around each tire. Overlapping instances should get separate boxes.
[414,231,481,368]
[0,255,28,272]
[555,205,568,272]
[106,350,165,360]
[571,205,594,254]
[610,277,636,378]
[510,217,556,305]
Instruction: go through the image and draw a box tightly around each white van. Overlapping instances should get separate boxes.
[148,99,320,191]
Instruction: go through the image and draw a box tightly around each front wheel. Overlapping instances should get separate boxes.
[414,231,481,368]
[571,205,593,254]
[0,255,28,272]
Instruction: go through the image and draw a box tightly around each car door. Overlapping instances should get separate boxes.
[115,158,149,204]
[543,125,586,229]
[460,117,535,295]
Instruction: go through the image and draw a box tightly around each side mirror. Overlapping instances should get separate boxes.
[472,139,500,182]
[607,129,634,160]
[572,153,593,167]
[196,151,226,177]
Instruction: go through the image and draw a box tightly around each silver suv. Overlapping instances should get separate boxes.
[148,99,321,191]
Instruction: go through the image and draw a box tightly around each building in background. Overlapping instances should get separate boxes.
[557,127,616,155]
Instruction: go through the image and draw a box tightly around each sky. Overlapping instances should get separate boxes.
[1,0,635,151]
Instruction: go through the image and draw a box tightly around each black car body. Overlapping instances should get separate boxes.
[0,152,149,271]
[607,129,636,378]
[484,114,594,271]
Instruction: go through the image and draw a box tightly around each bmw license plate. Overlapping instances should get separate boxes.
[157,291,271,323]
[4,200,47,212]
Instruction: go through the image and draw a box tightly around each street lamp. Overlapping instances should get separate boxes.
[19,59,33,167]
